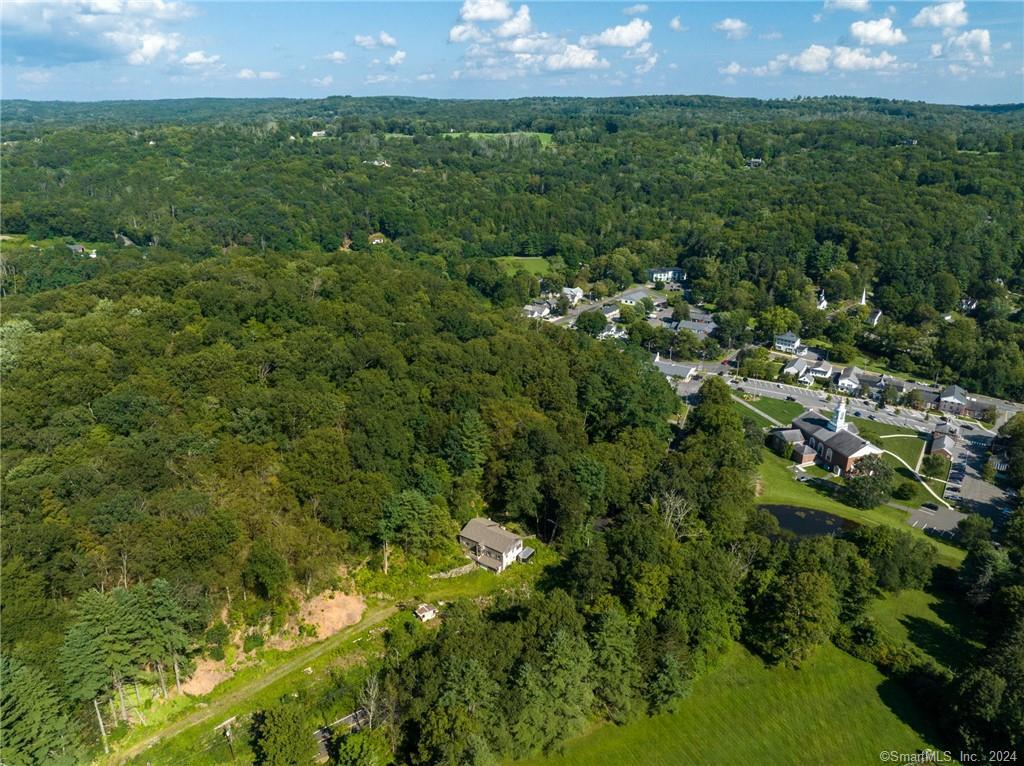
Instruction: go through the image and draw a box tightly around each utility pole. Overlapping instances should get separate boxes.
[215,716,237,762]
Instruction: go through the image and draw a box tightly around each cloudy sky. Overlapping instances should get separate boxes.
[2,1,1021,104]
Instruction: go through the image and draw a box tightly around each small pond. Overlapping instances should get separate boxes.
[759,504,860,537]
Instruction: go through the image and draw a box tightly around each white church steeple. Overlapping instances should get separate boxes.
[860,287,867,306]
[828,398,848,432]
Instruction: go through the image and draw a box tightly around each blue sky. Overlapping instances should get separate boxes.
[2,1,1021,104]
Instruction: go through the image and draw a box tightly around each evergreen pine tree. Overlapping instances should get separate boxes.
[0,655,79,766]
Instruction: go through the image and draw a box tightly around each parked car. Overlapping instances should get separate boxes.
[869,414,877,420]
[854,411,862,417]
[786,395,796,401]
[923,503,939,511]
[962,424,973,431]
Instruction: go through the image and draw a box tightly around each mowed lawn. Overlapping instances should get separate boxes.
[732,400,774,428]
[751,396,806,423]
[496,256,553,276]
[444,130,553,147]
[522,643,940,766]
[756,451,964,568]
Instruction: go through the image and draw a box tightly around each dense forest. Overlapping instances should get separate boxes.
[2,96,1023,397]
[1,96,1023,764]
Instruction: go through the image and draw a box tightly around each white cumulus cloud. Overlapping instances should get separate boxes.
[581,18,652,48]
[460,0,513,22]
[832,45,897,69]
[449,23,489,43]
[719,61,744,75]
[545,44,608,70]
[388,50,407,66]
[1,0,192,67]
[496,5,532,37]
[713,18,751,40]
[355,31,397,49]
[943,28,992,64]
[754,42,900,74]
[912,0,967,29]
[237,68,281,80]
[669,16,686,32]
[791,43,832,71]
[323,50,347,63]
[623,4,648,14]
[313,74,333,87]
[180,49,219,66]
[824,0,871,10]
[850,18,907,45]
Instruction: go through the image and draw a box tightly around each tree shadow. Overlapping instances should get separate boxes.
[901,615,974,671]
[876,676,952,751]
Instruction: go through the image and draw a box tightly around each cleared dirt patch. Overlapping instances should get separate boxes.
[182,658,232,697]
[300,592,365,639]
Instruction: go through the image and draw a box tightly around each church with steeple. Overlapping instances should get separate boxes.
[770,398,883,476]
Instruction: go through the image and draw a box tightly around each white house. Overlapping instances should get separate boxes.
[311,130,327,138]
[618,288,652,306]
[561,286,584,306]
[414,604,437,622]
[938,384,971,416]
[810,360,833,380]
[647,267,685,283]
[654,355,697,382]
[817,290,828,311]
[774,331,802,354]
[523,303,551,319]
[458,518,525,573]
[836,366,861,393]
[783,357,813,385]
[601,304,620,321]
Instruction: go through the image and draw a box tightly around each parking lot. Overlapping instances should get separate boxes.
[941,434,1014,524]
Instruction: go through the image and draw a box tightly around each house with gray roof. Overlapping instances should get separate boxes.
[929,434,956,460]
[774,331,802,354]
[459,518,526,573]
[782,357,813,385]
[937,383,966,413]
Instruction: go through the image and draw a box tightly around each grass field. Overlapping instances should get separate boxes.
[752,397,806,423]
[495,256,553,276]
[443,130,553,147]
[733,400,774,428]
[879,436,928,470]
[522,642,940,766]
[756,450,964,568]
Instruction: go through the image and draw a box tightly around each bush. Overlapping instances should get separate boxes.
[893,481,917,501]
[922,454,949,479]
[243,631,265,652]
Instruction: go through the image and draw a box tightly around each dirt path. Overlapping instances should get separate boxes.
[109,604,396,765]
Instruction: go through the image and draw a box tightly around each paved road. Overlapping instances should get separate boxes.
[676,372,945,436]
